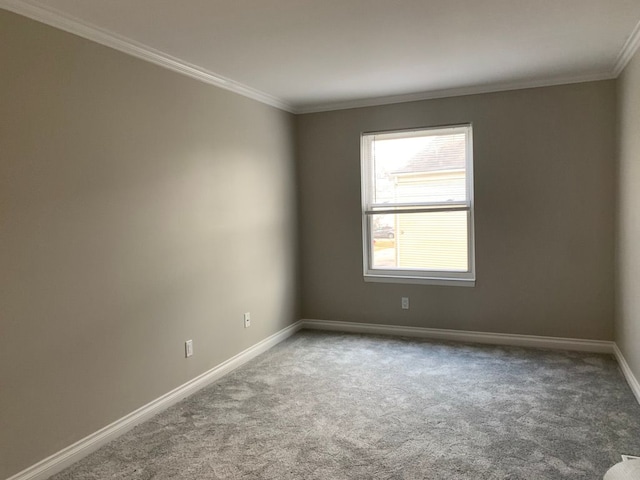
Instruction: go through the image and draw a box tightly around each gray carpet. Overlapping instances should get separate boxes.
[50,331,640,479]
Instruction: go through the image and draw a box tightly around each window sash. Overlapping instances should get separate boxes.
[364,210,474,276]
[361,125,473,207]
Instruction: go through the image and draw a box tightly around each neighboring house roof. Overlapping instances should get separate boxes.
[391,133,465,175]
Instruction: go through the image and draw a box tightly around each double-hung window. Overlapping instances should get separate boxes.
[361,124,475,286]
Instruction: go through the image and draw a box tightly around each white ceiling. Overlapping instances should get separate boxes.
[3,0,640,113]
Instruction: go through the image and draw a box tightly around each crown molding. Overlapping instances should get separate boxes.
[1,0,637,115]
[613,17,640,77]
[295,71,615,114]
[0,0,295,113]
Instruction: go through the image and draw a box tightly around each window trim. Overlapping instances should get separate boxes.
[360,124,476,287]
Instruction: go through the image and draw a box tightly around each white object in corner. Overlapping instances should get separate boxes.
[604,459,640,480]
[299,319,614,353]
[6,320,302,480]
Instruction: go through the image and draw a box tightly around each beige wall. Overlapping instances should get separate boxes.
[0,10,298,478]
[297,82,616,339]
[616,48,640,382]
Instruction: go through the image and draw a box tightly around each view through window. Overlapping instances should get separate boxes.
[361,125,475,285]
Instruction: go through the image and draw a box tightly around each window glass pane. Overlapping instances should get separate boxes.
[371,211,468,271]
[372,132,467,205]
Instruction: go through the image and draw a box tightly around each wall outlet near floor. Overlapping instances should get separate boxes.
[244,312,251,328]
[401,297,409,310]
[185,339,193,358]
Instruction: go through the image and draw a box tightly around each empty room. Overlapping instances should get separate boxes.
[2,1,640,479]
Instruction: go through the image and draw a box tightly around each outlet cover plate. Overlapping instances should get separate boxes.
[185,339,193,358]
[244,312,251,328]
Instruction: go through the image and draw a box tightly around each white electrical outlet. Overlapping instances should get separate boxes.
[244,312,251,328]
[185,339,193,358]
[401,297,409,310]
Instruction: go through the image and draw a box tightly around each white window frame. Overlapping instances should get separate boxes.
[361,124,475,287]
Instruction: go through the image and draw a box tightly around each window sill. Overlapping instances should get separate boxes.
[364,274,475,287]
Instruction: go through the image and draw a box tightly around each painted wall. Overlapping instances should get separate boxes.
[616,47,640,383]
[297,82,616,340]
[0,10,298,478]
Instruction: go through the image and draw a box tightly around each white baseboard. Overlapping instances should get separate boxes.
[6,320,302,480]
[299,319,614,354]
[614,343,640,405]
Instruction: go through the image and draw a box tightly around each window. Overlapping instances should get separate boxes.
[361,124,475,286]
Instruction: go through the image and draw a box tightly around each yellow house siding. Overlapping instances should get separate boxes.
[396,211,468,270]
[394,170,468,271]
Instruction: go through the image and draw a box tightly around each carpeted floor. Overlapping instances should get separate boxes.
[50,330,640,480]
